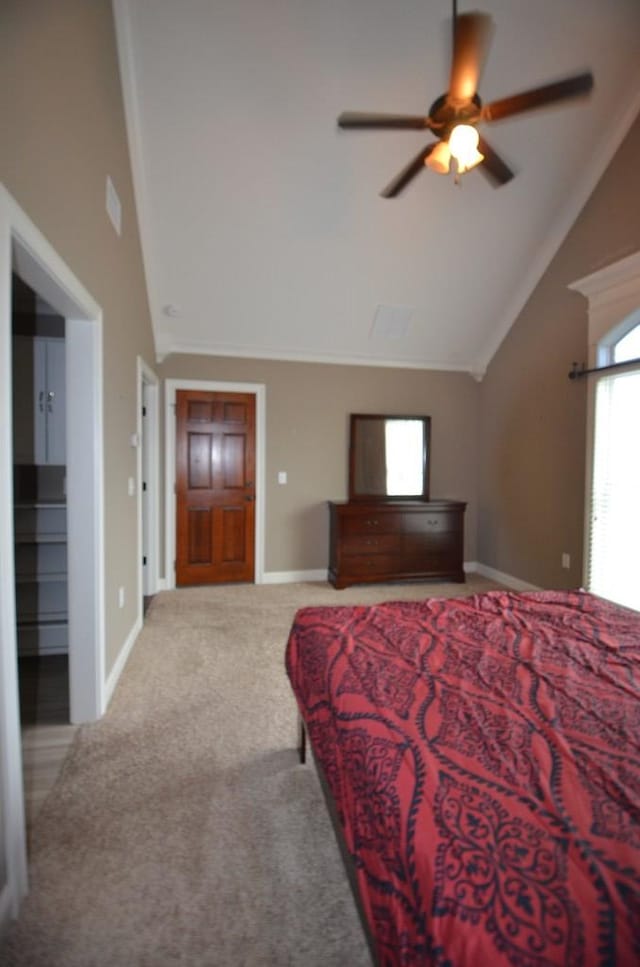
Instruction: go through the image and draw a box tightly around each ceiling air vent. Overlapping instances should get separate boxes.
[370,304,413,341]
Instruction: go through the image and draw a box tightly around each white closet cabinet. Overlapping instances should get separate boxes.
[13,335,66,466]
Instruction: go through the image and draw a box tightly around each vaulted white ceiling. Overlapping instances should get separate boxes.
[114,0,640,376]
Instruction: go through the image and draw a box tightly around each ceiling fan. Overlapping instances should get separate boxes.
[337,0,594,197]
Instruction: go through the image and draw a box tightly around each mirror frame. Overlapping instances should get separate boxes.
[348,413,431,502]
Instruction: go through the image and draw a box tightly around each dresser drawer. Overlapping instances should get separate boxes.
[341,533,400,555]
[402,544,461,572]
[339,553,402,577]
[402,510,459,534]
[341,512,403,538]
[403,529,461,553]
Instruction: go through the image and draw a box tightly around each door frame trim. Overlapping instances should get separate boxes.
[0,184,105,923]
[164,379,266,588]
[137,357,159,602]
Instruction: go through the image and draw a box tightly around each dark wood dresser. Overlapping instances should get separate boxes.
[328,499,466,589]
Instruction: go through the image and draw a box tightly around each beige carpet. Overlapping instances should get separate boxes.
[1,576,501,966]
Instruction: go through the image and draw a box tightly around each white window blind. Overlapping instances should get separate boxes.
[588,368,640,611]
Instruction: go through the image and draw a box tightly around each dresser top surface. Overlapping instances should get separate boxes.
[328,499,466,511]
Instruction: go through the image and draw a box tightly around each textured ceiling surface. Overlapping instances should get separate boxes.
[114,0,640,375]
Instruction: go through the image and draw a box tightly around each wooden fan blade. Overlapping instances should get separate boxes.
[449,12,493,102]
[380,144,437,198]
[481,72,594,122]
[338,111,429,130]
[477,135,514,186]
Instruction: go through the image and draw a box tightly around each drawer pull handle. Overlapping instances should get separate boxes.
[427,519,439,527]
[365,519,379,526]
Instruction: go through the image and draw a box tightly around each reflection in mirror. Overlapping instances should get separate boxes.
[349,414,430,500]
[385,420,424,494]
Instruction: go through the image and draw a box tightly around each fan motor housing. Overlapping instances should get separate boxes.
[428,93,482,138]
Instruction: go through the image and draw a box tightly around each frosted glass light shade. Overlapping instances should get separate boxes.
[425,141,451,174]
[448,124,484,172]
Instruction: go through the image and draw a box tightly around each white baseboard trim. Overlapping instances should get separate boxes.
[103,615,142,709]
[262,569,328,584]
[261,563,540,591]
[0,882,13,942]
[473,562,541,592]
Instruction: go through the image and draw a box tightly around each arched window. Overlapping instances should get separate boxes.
[589,318,640,610]
[570,252,640,612]
[612,320,640,363]
[596,308,640,367]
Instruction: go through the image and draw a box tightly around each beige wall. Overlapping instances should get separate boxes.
[158,355,481,572]
[0,0,155,672]
[479,112,640,588]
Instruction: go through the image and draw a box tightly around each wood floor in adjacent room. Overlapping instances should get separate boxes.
[18,655,77,844]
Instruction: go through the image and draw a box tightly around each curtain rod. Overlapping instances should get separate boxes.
[568,357,640,380]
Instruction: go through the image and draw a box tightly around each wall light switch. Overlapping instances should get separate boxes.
[128,476,136,496]
[562,553,571,569]
[278,471,287,485]
[118,587,125,608]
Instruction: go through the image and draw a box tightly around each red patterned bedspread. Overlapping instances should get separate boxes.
[285,590,640,966]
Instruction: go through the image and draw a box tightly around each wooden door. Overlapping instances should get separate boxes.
[175,389,255,586]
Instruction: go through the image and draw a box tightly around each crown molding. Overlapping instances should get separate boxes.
[158,336,477,374]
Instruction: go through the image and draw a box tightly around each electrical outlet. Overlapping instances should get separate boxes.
[562,553,571,569]
[118,586,125,608]
[278,471,287,484]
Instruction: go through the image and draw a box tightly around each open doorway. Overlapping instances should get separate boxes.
[0,185,105,921]
[10,273,76,846]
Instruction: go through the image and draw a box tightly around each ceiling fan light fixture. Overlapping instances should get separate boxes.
[458,147,485,174]
[448,123,483,173]
[425,140,451,174]
[336,0,593,197]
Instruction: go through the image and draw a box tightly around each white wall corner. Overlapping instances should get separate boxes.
[111,0,160,359]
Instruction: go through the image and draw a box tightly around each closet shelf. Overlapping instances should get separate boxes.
[14,499,66,509]
[18,609,68,624]
[15,571,67,584]
[14,532,67,544]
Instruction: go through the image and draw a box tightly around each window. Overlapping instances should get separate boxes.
[613,323,640,363]
[588,322,640,611]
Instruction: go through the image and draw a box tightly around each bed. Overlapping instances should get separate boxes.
[285,589,640,966]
